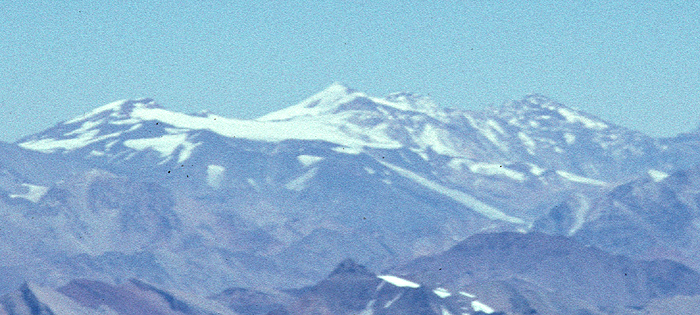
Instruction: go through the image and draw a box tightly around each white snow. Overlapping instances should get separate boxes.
[18,130,123,153]
[410,148,430,161]
[433,287,452,298]
[130,107,402,150]
[371,94,442,117]
[468,162,526,182]
[481,127,508,152]
[9,183,49,203]
[88,150,105,157]
[648,169,670,182]
[418,124,462,157]
[487,119,505,135]
[364,167,376,174]
[564,133,576,144]
[285,167,318,191]
[378,160,525,224]
[384,293,402,308]
[206,165,226,189]
[567,193,591,236]
[518,132,536,152]
[123,133,192,160]
[556,170,607,186]
[447,158,468,171]
[257,83,360,121]
[440,306,454,315]
[471,300,495,314]
[109,118,142,125]
[332,146,362,155]
[64,99,128,124]
[64,119,104,136]
[177,140,201,163]
[529,164,547,176]
[297,155,324,167]
[557,108,608,130]
[377,275,421,288]
[459,291,476,298]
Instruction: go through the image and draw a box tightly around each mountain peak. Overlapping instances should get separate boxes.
[328,259,375,278]
[257,83,362,121]
[65,98,162,124]
[258,83,442,121]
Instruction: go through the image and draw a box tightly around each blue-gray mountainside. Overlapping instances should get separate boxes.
[1,84,700,314]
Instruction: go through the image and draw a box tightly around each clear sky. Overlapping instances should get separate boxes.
[1,1,699,142]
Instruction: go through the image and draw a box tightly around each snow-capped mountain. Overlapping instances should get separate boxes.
[2,83,700,314]
[535,164,700,269]
[15,83,694,220]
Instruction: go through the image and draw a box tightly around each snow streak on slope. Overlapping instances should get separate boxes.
[9,183,49,203]
[556,170,608,186]
[377,275,421,288]
[377,160,525,224]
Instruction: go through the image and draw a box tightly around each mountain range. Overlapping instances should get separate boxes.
[1,83,699,314]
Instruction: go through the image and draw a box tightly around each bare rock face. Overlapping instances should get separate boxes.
[535,165,700,269]
[391,232,700,315]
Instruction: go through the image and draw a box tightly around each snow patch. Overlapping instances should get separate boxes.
[440,306,453,315]
[377,275,420,288]
[567,193,591,236]
[447,158,468,171]
[529,164,547,176]
[433,287,452,298]
[64,119,103,136]
[384,293,402,308]
[471,300,495,313]
[557,108,608,130]
[364,167,376,174]
[285,167,318,191]
[297,155,324,167]
[123,133,191,160]
[418,124,461,157]
[88,150,105,157]
[468,163,526,182]
[18,130,123,153]
[64,99,128,124]
[487,119,505,135]
[206,165,226,189]
[648,169,670,182]
[9,183,49,203]
[332,146,362,155]
[459,291,476,298]
[556,170,607,186]
[564,133,576,144]
[518,132,536,153]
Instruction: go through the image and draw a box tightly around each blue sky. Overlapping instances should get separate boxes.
[1,1,699,142]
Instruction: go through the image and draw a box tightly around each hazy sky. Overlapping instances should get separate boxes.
[2,1,699,142]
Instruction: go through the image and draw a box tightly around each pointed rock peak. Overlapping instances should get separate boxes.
[504,94,564,111]
[523,93,554,106]
[328,259,375,278]
[319,81,357,96]
[65,98,162,124]
[381,91,440,113]
[257,82,364,121]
